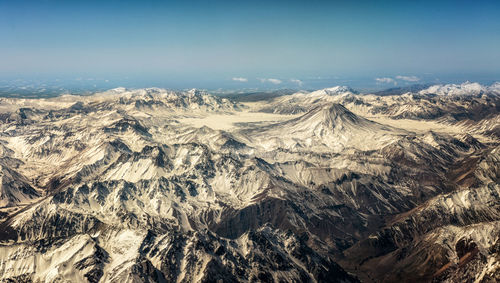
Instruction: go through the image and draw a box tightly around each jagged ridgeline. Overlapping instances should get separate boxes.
[0,83,499,282]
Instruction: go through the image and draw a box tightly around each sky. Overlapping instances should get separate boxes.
[1,0,500,90]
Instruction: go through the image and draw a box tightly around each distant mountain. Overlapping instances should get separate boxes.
[258,86,356,114]
[419,81,500,96]
[373,83,432,96]
[220,89,301,102]
[257,83,500,128]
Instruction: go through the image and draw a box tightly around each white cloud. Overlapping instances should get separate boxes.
[290,79,303,86]
[260,78,282,84]
[375,77,396,84]
[396,75,420,82]
[232,77,248,82]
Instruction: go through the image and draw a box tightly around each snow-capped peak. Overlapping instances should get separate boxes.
[109,87,128,93]
[488,82,500,94]
[418,82,493,96]
[308,86,355,96]
[301,103,361,127]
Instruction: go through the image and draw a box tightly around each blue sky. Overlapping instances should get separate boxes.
[1,0,499,90]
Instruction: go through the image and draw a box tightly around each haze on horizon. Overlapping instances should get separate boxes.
[1,0,499,90]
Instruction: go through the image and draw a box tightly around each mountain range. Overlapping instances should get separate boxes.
[0,82,498,282]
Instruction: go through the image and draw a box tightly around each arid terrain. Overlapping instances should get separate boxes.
[0,83,499,282]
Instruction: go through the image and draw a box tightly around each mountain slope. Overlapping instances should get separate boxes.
[243,103,405,152]
[0,158,40,208]
[0,85,498,282]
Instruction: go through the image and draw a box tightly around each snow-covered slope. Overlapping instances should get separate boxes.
[258,83,500,140]
[0,85,498,282]
[93,87,242,112]
[258,86,356,114]
[342,145,500,282]
[418,81,500,96]
[243,104,405,152]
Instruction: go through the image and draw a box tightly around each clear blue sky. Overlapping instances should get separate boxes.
[1,0,499,89]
